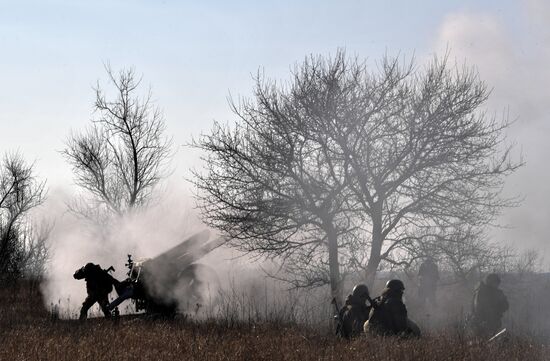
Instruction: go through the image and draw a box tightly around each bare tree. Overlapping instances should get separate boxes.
[320,53,521,284]
[194,50,521,296]
[17,220,52,279]
[193,71,357,301]
[0,152,47,283]
[63,66,172,219]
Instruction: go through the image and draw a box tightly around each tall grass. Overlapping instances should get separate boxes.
[1,281,548,361]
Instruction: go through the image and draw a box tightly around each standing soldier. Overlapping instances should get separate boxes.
[337,284,372,339]
[471,273,509,337]
[73,263,117,321]
[417,257,439,308]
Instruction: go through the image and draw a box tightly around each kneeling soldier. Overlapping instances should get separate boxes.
[365,279,420,337]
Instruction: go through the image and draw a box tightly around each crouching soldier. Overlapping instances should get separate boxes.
[364,279,420,338]
[337,284,372,339]
[73,263,118,321]
[471,273,509,338]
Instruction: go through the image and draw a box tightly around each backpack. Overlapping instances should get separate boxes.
[86,264,114,294]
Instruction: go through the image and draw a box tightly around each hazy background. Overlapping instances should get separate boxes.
[1,0,549,286]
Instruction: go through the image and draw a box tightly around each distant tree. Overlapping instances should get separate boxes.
[63,66,172,219]
[0,152,47,283]
[401,226,510,285]
[194,50,521,295]
[17,220,52,279]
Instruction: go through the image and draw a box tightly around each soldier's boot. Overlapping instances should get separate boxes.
[79,309,87,322]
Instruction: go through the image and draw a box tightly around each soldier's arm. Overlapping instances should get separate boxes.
[500,291,509,313]
[73,267,85,280]
[473,287,491,316]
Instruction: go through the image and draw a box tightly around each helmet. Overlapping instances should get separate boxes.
[485,273,501,287]
[385,279,405,291]
[352,284,370,299]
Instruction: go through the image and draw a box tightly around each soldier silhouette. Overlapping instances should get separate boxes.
[471,273,509,337]
[417,257,439,308]
[337,284,372,339]
[365,279,420,337]
[73,263,118,320]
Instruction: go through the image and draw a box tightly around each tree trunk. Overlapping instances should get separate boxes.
[365,203,383,288]
[325,222,342,305]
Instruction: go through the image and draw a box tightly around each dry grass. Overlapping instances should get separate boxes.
[1,282,547,361]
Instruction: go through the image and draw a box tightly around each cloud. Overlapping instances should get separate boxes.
[525,0,550,26]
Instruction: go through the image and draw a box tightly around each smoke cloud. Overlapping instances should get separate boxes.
[433,2,550,261]
[35,182,303,320]
[36,182,217,316]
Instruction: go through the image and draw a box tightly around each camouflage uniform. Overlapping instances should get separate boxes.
[73,263,115,320]
[365,280,419,337]
[417,258,439,308]
[471,274,509,337]
[338,284,371,339]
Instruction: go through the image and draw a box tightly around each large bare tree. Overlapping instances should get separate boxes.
[325,54,521,283]
[63,67,172,219]
[194,50,520,296]
[193,73,357,301]
[0,152,47,283]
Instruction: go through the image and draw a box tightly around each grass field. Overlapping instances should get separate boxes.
[1,281,548,361]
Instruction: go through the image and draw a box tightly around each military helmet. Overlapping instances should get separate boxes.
[485,273,501,287]
[352,284,370,299]
[385,279,405,291]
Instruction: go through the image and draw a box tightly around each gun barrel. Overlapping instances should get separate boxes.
[487,328,507,343]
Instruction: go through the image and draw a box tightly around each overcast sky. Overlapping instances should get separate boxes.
[1,0,549,258]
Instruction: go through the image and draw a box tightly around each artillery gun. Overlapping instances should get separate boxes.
[110,230,225,316]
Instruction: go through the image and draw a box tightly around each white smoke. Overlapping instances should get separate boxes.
[433,3,550,261]
[36,182,303,320]
[37,182,215,317]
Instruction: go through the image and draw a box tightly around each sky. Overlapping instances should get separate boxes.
[1,0,549,259]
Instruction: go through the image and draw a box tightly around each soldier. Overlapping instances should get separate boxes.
[471,273,509,337]
[417,257,439,308]
[365,279,420,337]
[73,263,117,321]
[337,284,372,339]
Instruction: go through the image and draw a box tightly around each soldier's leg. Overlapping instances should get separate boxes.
[417,285,427,308]
[427,288,437,307]
[79,295,97,321]
[98,294,111,318]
